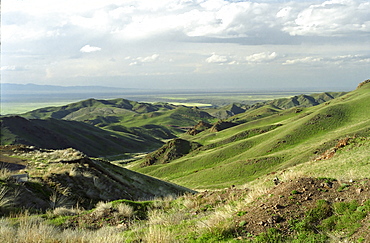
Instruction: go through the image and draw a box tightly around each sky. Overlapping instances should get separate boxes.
[1,0,370,91]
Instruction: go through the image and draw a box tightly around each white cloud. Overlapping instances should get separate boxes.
[138,54,159,63]
[0,65,26,71]
[283,56,323,65]
[282,0,370,36]
[206,53,228,63]
[129,54,160,66]
[283,54,370,65]
[2,0,369,90]
[80,45,102,53]
[245,52,278,63]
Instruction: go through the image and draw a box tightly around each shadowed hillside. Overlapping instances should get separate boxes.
[0,116,163,157]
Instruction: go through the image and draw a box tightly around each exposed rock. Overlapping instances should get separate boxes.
[210,120,238,132]
[142,138,202,166]
[186,121,212,135]
[357,79,370,89]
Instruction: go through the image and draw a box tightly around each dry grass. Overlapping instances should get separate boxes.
[115,203,134,218]
[19,148,85,163]
[0,186,13,208]
[49,188,72,209]
[52,206,81,216]
[147,208,186,227]
[143,225,175,243]
[94,201,112,217]
[0,212,127,243]
[0,186,20,209]
[0,168,13,180]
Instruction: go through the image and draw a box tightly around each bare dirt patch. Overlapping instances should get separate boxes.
[235,177,370,240]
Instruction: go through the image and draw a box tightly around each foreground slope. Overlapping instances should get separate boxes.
[133,81,370,189]
[0,145,194,210]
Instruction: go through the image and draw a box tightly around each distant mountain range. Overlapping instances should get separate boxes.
[1,83,133,94]
[1,90,348,158]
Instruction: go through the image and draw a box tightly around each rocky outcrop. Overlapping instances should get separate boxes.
[186,121,213,135]
[357,79,370,89]
[210,120,238,132]
[142,138,202,166]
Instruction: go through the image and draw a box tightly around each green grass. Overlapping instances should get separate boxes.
[132,83,370,189]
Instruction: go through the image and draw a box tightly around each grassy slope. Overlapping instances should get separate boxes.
[133,84,370,189]
[0,146,194,211]
[20,98,217,133]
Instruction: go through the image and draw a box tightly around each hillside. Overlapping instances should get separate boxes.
[131,81,370,189]
[0,116,163,157]
[0,82,369,242]
[19,98,217,134]
[0,145,194,210]
[1,143,369,242]
[1,91,345,158]
[204,91,346,119]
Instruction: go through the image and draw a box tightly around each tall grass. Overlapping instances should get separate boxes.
[0,212,127,243]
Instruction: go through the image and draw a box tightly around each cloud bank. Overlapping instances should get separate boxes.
[2,0,369,90]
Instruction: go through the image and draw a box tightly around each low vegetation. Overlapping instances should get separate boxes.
[0,80,369,242]
[1,176,369,242]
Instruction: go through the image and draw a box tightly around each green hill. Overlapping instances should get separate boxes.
[132,82,369,189]
[0,91,352,159]
[20,98,217,135]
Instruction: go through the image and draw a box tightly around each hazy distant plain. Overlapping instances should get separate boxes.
[1,90,315,115]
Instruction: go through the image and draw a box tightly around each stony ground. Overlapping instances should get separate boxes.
[235,177,370,240]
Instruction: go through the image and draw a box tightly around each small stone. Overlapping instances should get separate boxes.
[356,188,363,194]
[274,204,285,209]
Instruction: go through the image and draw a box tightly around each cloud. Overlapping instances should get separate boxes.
[138,54,159,63]
[129,54,160,66]
[0,65,26,71]
[4,0,369,45]
[2,0,369,90]
[281,0,370,36]
[206,53,228,63]
[283,54,370,65]
[80,45,102,53]
[245,52,278,63]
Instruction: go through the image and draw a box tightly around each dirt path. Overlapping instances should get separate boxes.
[0,146,28,171]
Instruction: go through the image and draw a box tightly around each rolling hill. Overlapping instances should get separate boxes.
[0,81,369,242]
[19,98,217,133]
[0,145,194,210]
[1,91,349,158]
[131,81,370,189]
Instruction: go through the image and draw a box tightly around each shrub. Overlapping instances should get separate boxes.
[52,206,80,216]
[116,203,134,218]
[94,201,112,216]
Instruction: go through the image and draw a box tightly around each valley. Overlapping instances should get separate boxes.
[0,80,369,242]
